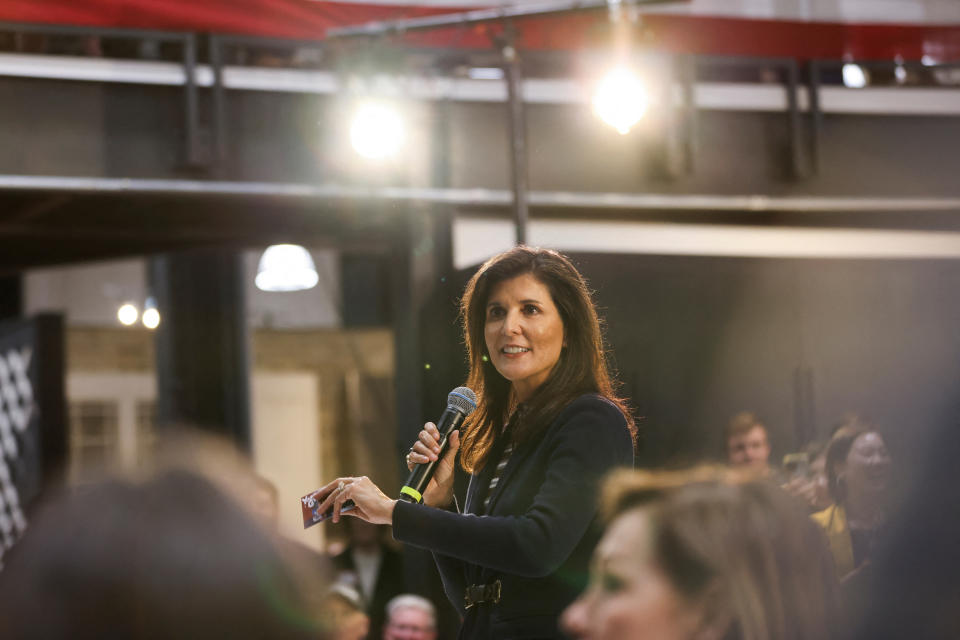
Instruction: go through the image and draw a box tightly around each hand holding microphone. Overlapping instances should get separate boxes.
[302,386,476,528]
[400,387,477,507]
[407,422,460,507]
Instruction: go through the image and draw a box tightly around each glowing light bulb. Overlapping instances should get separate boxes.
[842,64,868,89]
[592,67,649,135]
[142,307,160,329]
[894,65,907,84]
[349,101,405,159]
[255,244,319,292]
[117,303,138,326]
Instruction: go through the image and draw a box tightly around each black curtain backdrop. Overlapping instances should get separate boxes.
[420,252,960,470]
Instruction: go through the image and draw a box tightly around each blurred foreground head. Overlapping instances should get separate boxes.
[0,436,322,639]
[563,467,841,640]
[322,583,369,640]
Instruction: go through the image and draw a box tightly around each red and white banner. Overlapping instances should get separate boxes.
[1,0,960,60]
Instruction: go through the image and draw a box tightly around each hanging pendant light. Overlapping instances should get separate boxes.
[255,244,319,292]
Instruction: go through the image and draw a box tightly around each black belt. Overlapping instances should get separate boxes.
[464,580,501,610]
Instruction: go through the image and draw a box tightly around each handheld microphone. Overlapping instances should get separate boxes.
[399,386,477,504]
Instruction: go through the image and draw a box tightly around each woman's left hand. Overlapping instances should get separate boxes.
[315,475,397,525]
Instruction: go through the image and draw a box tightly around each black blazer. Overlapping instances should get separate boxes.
[393,393,634,639]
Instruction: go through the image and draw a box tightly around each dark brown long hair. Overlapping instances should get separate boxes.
[457,246,634,473]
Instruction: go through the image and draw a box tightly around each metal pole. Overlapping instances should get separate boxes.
[808,60,822,177]
[681,54,697,175]
[503,40,529,246]
[210,35,227,175]
[181,34,201,167]
[786,59,803,180]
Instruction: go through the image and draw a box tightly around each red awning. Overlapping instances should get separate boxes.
[2,0,960,61]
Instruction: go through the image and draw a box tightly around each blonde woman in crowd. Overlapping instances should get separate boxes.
[563,468,842,640]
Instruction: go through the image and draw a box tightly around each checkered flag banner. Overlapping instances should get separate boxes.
[0,316,62,569]
[0,346,34,564]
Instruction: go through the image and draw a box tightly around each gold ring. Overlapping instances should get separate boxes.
[338,481,346,493]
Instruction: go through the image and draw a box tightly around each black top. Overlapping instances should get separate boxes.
[849,526,882,570]
[393,393,634,639]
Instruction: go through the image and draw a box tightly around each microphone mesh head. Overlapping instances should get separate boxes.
[447,386,477,416]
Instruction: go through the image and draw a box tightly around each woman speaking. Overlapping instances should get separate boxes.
[316,246,635,639]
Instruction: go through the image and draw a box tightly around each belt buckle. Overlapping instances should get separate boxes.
[464,580,501,610]
[464,585,480,610]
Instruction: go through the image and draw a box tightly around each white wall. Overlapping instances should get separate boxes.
[250,371,325,551]
[24,249,342,329]
[25,259,147,326]
[452,215,960,269]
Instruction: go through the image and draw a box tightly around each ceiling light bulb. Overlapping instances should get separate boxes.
[142,307,160,329]
[842,63,868,89]
[894,64,907,84]
[349,101,405,159]
[117,303,139,326]
[592,67,649,135]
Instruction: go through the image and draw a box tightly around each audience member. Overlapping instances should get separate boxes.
[850,410,960,639]
[562,467,842,640]
[725,411,773,474]
[332,518,406,639]
[250,473,334,631]
[812,424,892,579]
[0,468,323,639]
[806,442,832,511]
[323,583,370,640]
[383,594,438,640]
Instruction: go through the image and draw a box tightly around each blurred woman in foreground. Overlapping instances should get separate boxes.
[562,468,842,640]
[0,469,323,639]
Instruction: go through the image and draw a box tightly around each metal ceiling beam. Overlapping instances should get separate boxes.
[326,0,685,38]
[2,175,959,213]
